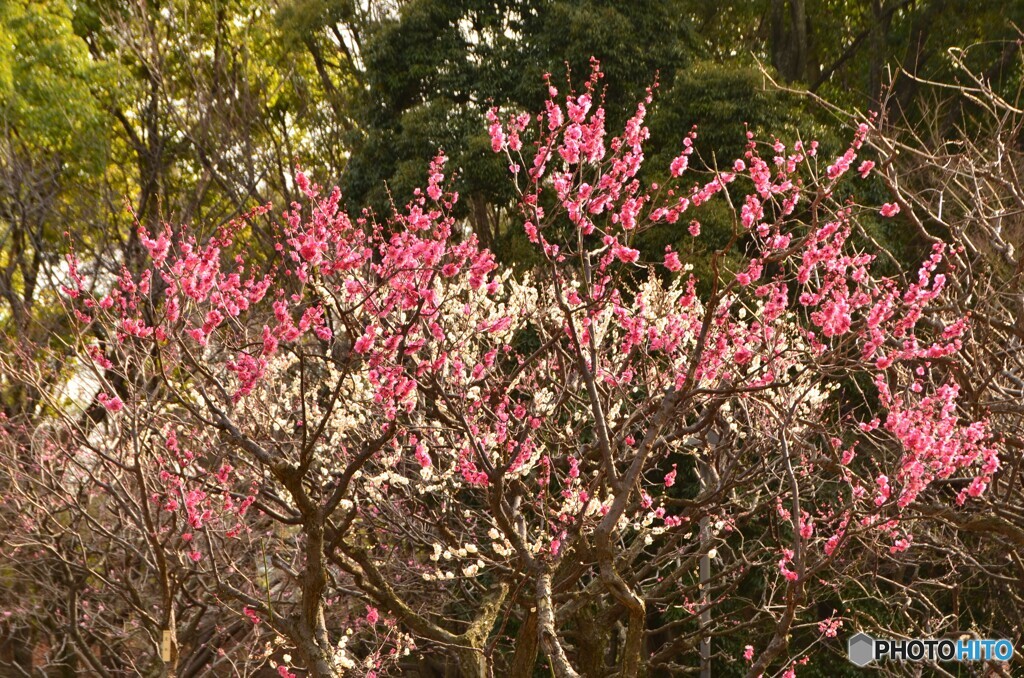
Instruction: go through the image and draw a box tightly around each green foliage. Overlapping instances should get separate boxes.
[1,0,110,171]
[649,61,815,170]
[342,0,693,223]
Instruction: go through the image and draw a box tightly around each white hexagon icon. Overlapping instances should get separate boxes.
[848,632,875,667]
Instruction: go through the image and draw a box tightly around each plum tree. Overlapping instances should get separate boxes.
[1,64,1003,677]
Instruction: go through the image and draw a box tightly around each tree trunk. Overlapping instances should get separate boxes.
[867,0,891,111]
[453,646,488,678]
[576,606,611,678]
[297,517,338,677]
[537,572,581,678]
[699,457,716,678]
[469,193,494,250]
[296,627,338,678]
[510,610,539,678]
[770,0,809,82]
[699,514,711,678]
